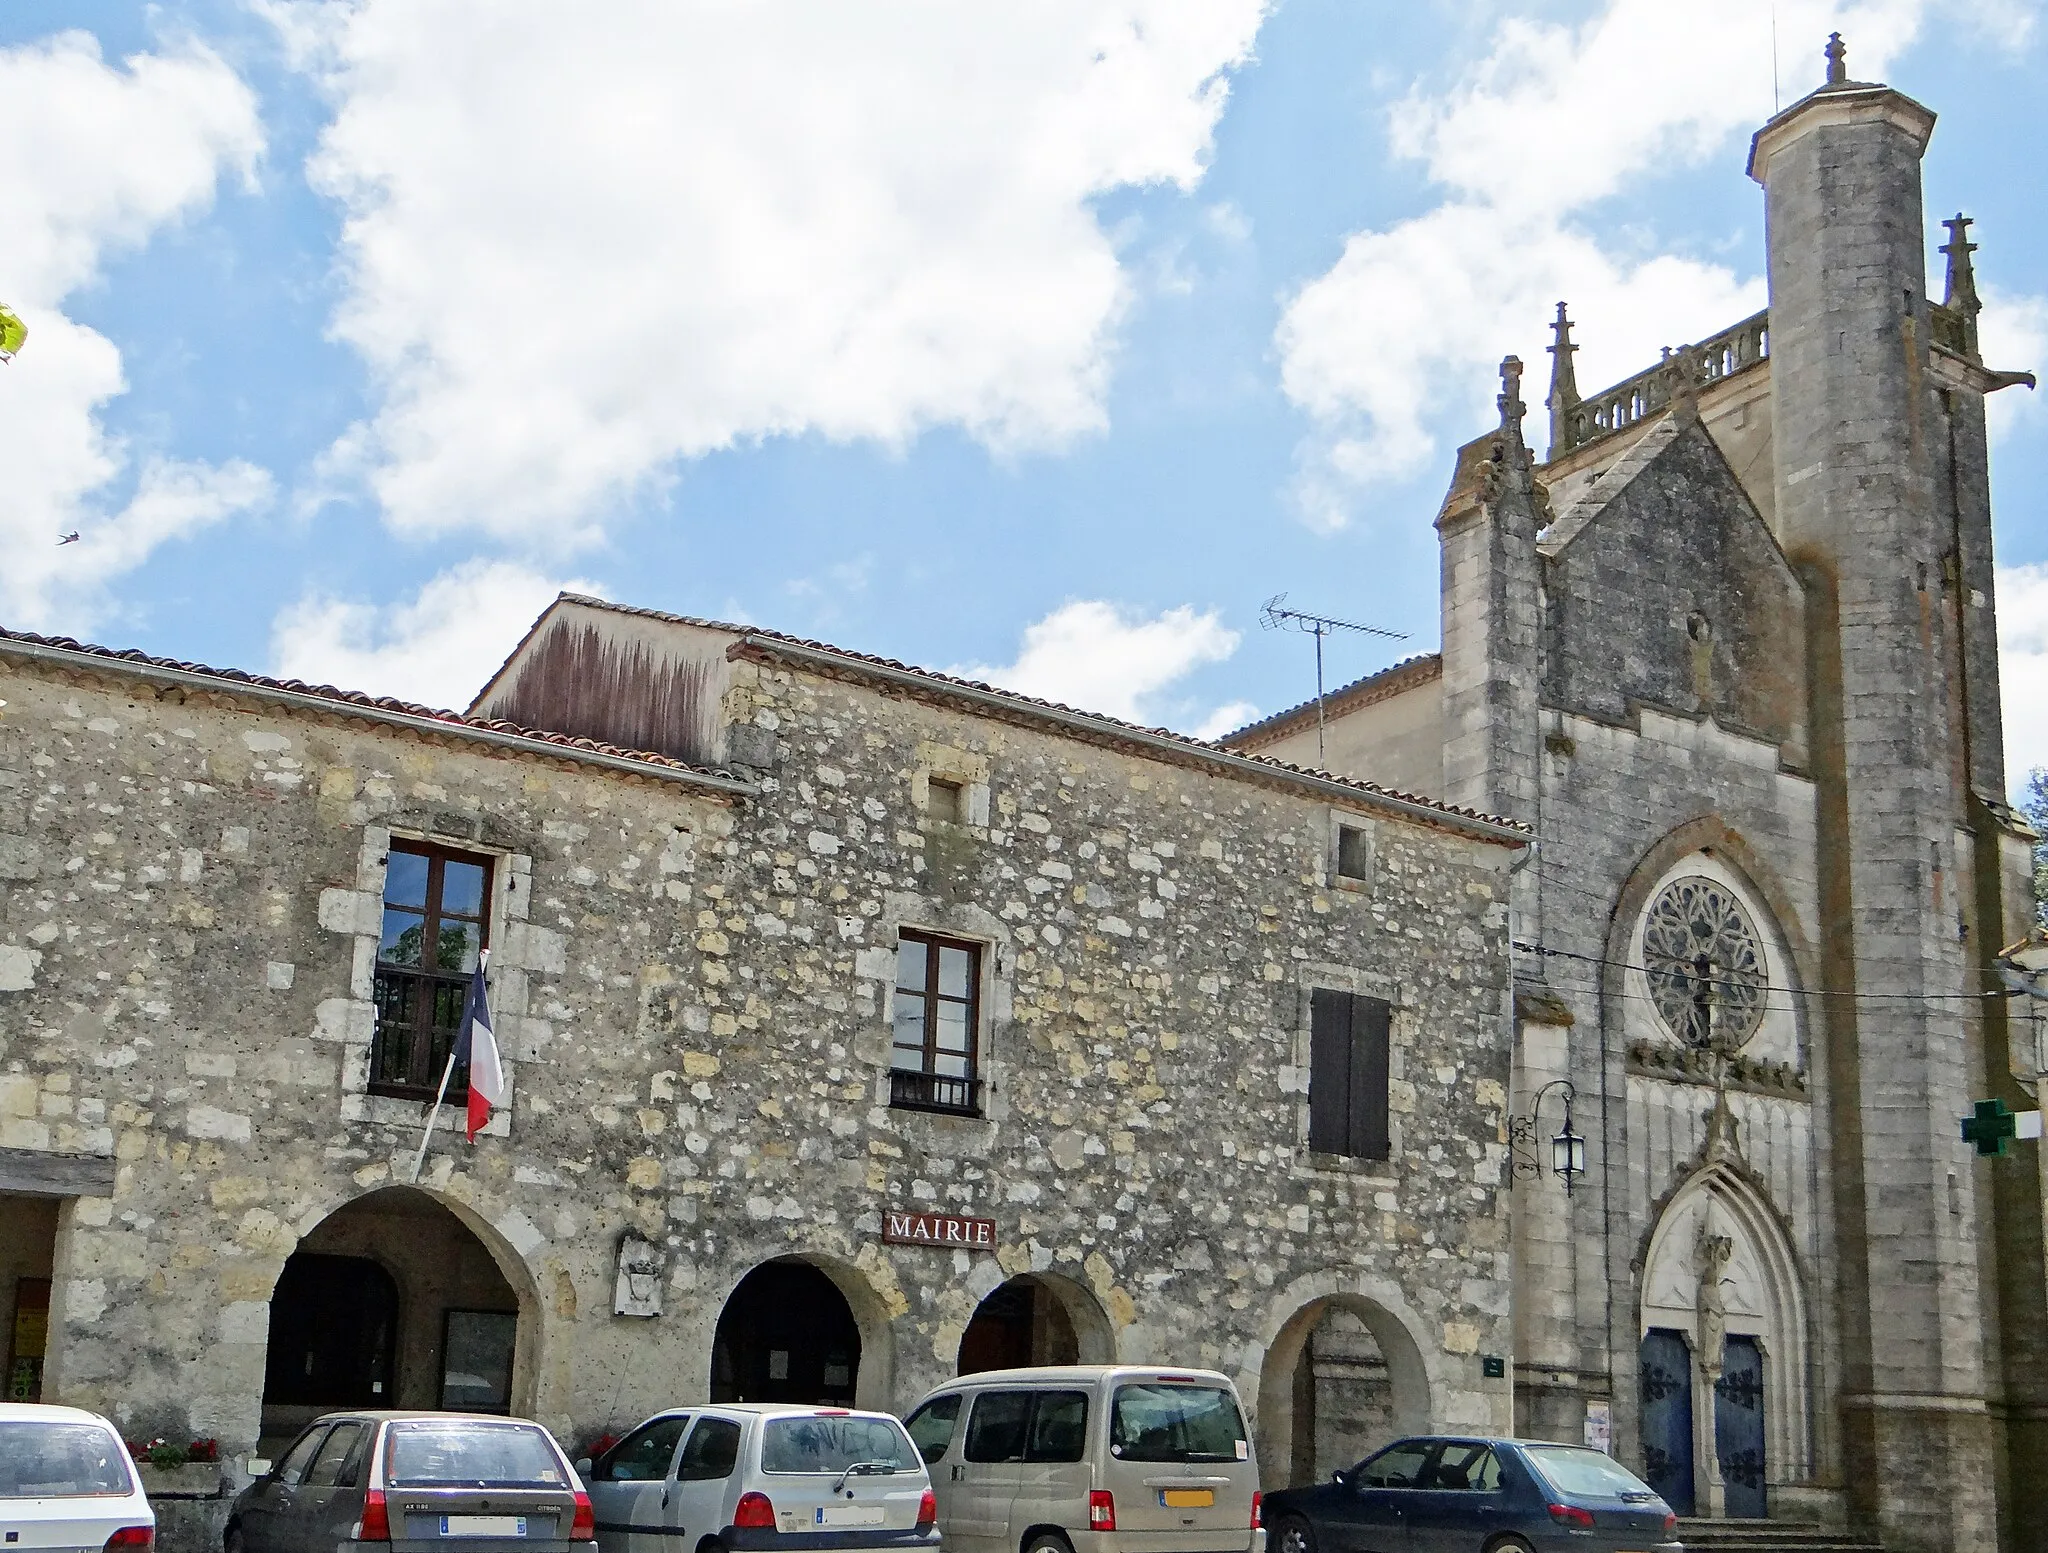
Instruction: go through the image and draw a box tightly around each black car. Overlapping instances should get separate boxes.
[226,1411,597,1553]
[1264,1436,1682,1553]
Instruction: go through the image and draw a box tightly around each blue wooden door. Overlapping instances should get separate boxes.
[1638,1329,1695,1514]
[1714,1336,1767,1518]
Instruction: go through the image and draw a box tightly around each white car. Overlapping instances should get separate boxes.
[0,1402,155,1552]
[581,1405,938,1553]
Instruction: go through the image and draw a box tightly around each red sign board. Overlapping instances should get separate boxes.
[883,1209,997,1249]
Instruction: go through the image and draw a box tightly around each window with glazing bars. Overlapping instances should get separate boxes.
[891,931,981,1114]
[371,842,493,1099]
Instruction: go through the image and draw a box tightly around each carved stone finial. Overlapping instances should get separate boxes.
[1940,214,1984,359]
[1824,31,1847,85]
[1546,302,1581,459]
[1498,355,1527,444]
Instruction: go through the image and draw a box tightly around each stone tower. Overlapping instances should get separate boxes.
[1747,36,2018,1552]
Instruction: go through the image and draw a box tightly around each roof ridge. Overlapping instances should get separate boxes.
[1219,652,1443,749]
[0,625,745,787]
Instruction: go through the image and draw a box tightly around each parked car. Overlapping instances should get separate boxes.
[224,1411,594,1553]
[580,1405,938,1553]
[0,1402,155,1552]
[902,1365,1264,1553]
[1263,1436,1680,1553]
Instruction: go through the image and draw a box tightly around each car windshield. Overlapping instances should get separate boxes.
[1523,1446,1658,1499]
[761,1415,916,1475]
[1109,1384,1248,1464]
[384,1423,568,1488]
[0,1421,134,1498]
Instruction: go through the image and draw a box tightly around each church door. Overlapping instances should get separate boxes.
[1638,1330,1695,1514]
[1714,1337,1766,1518]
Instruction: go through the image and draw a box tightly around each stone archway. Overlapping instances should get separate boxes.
[259,1186,540,1452]
[1249,1278,1435,1492]
[707,1253,898,1413]
[1639,1164,1810,1518]
[957,1271,1115,1374]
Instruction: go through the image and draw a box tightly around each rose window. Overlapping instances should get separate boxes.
[1642,875,1768,1050]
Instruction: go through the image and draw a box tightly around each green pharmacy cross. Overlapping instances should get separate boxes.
[1961,1098,2045,1157]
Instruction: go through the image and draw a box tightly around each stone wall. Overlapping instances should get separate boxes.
[0,637,1521,1516]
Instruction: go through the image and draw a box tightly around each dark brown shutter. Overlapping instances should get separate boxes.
[1349,995,1392,1160]
[1308,988,1351,1154]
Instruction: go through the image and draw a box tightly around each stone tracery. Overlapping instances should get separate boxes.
[1642,874,1769,1050]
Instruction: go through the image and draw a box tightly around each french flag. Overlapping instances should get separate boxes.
[454,954,504,1142]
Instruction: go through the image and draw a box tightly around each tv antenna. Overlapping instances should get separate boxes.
[1260,594,1408,764]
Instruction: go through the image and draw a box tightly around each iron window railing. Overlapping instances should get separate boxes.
[891,930,982,1116]
[889,1069,982,1116]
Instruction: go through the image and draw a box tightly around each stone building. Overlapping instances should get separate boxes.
[1224,41,2041,1553]
[0,594,1525,1548]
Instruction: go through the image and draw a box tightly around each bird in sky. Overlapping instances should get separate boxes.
[57,532,80,546]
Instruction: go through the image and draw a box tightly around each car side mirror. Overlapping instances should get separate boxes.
[576,1459,593,1477]
[1331,1469,1349,1487]
[247,1460,273,1478]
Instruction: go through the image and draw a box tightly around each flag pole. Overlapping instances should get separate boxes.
[409,949,486,1184]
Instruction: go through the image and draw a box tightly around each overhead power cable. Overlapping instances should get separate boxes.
[1513,938,2009,1003]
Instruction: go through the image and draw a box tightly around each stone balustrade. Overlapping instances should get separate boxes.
[1557,309,1770,456]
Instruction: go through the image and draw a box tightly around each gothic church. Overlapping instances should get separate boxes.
[1226,39,2042,1553]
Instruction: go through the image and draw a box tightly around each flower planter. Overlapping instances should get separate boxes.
[137,1462,225,1500]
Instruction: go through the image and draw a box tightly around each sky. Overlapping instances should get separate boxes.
[3,0,2046,780]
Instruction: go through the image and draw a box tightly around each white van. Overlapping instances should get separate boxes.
[903,1367,1263,1553]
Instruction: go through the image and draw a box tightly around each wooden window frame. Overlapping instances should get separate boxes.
[1308,987,1392,1160]
[371,840,494,1102]
[890,929,982,1116]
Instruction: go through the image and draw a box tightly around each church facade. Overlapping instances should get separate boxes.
[1226,43,2042,1553]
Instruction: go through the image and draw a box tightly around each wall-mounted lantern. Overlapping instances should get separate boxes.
[1511,1078,1586,1192]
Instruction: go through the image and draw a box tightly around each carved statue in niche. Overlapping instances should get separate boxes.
[1694,1211,1735,1378]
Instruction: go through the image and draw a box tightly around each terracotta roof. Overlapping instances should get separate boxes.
[495,594,1526,841]
[1219,652,1444,751]
[0,625,753,794]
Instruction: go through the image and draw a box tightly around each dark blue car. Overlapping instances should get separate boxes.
[1263,1436,1681,1553]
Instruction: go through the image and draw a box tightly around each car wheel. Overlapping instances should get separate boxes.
[1483,1537,1536,1553]
[225,1528,246,1553]
[1023,1535,1073,1553]
[1274,1517,1317,1553]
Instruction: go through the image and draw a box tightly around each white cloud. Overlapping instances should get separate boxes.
[952,599,1244,734]
[1999,563,2048,789]
[270,559,603,711]
[1978,286,2047,443]
[0,32,267,630]
[279,1,1269,545]
[1275,0,1938,524]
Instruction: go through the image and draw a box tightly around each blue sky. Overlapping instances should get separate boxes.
[3,0,2045,769]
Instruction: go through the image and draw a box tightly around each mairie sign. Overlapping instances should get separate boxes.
[882,1209,997,1249]
[1961,1097,2045,1157]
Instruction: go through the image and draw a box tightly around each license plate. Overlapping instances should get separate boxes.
[441,1517,528,1537]
[814,1506,886,1527]
[1160,1490,1215,1509]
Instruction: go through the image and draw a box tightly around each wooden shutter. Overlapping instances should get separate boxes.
[1349,994,1392,1160]
[1308,988,1351,1154]
[1309,988,1393,1160]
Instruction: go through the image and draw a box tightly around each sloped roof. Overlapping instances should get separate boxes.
[0,625,753,794]
[521,595,1524,843]
[1218,652,1443,751]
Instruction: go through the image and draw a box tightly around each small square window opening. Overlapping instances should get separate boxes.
[372,840,493,1102]
[927,778,966,824]
[891,930,982,1116]
[1337,824,1372,882]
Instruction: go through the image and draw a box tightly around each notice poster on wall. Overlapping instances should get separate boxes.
[1584,1400,1613,1455]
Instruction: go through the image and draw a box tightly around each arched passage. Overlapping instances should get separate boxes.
[957,1272,1115,1374]
[260,1186,533,1452]
[1253,1289,1432,1493]
[712,1258,880,1407]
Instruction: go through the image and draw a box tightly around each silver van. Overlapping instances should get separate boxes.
[582,1405,938,1553]
[903,1367,1263,1553]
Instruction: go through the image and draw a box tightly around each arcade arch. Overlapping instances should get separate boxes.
[957,1272,1115,1374]
[260,1186,536,1452]
[1253,1285,1432,1492]
[710,1255,897,1412]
